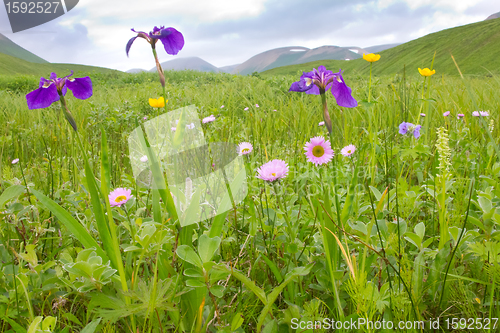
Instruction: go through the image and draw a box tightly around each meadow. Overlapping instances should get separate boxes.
[0,62,500,332]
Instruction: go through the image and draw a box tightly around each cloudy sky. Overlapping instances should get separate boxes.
[0,0,498,71]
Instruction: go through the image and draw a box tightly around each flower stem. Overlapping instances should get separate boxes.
[320,90,333,136]
[368,62,372,103]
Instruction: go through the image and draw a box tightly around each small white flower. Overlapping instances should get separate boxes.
[140,155,148,163]
[186,123,195,129]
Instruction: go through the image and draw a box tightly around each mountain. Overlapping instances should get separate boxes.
[0,33,48,63]
[262,17,500,76]
[150,57,219,73]
[218,64,240,73]
[232,43,402,75]
[233,46,365,75]
[485,12,500,20]
[126,68,147,74]
[0,52,119,76]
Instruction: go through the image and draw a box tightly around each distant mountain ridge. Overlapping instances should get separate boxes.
[485,11,500,20]
[232,44,399,75]
[150,57,220,73]
[262,15,500,76]
[0,33,48,63]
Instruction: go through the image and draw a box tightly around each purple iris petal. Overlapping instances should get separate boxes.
[126,36,138,57]
[289,71,315,93]
[399,122,410,135]
[304,85,321,95]
[26,83,59,109]
[127,29,151,56]
[330,72,357,108]
[66,77,93,100]
[154,27,184,55]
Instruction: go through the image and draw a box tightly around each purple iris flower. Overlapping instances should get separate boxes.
[399,122,422,139]
[126,26,184,56]
[289,66,357,108]
[26,71,92,110]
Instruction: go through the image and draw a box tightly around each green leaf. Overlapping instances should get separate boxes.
[478,196,493,213]
[414,222,425,240]
[186,279,206,288]
[81,318,102,333]
[262,319,278,333]
[213,264,267,304]
[197,235,221,263]
[340,160,359,225]
[27,317,43,333]
[83,156,117,270]
[100,125,111,194]
[180,188,201,227]
[176,245,203,268]
[0,185,25,208]
[184,268,204,278]
[404,233,421,249]
[260,254,283,283]
[41,316,57,332]
[210,285,224,298]
[231,313,244,331]
[31,189,108,262]
[257,263,314,332]
[1,317,27,333]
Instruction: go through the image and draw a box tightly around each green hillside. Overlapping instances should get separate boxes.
[262,17,500,76]
[0,33,48,63]
[0,52,120,76]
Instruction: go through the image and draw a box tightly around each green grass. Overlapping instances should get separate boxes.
[1,67,500,332]
[0,52,121,76]
[262,17,500,77]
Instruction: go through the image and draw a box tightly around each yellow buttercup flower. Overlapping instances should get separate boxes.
[363,53,381,62]
[418,68,436,77]
[149,97,166,108]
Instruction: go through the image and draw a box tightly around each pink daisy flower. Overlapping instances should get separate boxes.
[341,144,356,157]
[318,121,325,126]
[238,142,253,155]
[202,115,216,123]
[109,188,132,207]
[256,159,289,182]
[143,116,148,120]
[473,111,489,117]
[12,158,19,165]
[255,104,259,107]
[420,113,426,117]
[244,107,249,111]
[304,136,334,166]
[443,111,450,117]
[220,105,225,108]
